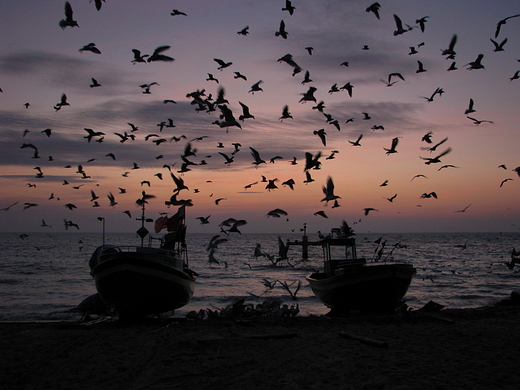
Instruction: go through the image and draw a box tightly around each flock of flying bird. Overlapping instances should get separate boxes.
[2,1,520,239]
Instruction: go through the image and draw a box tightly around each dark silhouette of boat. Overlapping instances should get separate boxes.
[290,222,415,314]
[89,204,196,321]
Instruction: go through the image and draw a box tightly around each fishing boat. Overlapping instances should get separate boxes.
[291,222,416,314]
[89,201,197,321]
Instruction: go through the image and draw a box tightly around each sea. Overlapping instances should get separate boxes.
[0,231,519,322]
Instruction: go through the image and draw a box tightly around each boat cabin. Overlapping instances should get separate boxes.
[322,237,366,276]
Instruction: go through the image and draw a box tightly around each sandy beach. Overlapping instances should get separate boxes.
[2,304,520,390]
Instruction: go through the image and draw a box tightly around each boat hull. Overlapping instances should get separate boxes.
[91,250,195,320]
[306,263,415,313]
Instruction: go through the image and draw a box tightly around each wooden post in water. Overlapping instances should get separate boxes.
[301,223,309,260]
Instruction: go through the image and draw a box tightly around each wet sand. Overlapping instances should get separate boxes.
[2,305,520,390]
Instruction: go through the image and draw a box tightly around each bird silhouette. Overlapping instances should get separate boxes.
[441,34,457,57]
[214,58,232,70]
[170,9,187,16]
[416,16,429,32]
[249,80,263,94]
[490,38,507,52]
[495,14,520,38]
[79,43,101,54]
[250,147,266,166]
[280,105,293,121]
[282,0,295,15]
[147,46,174,62]
[299,86,317,103]
[349,134,363,146]
[366,2,381,19]
[275,20,288,39]
[313,129,327,146]
[131,49,149,63]
[384,137,399,155]
[465,54,485,70]
[237,26,249,35]
[59,2,79,29]
[321,176,341,203]
[421,148,452,164]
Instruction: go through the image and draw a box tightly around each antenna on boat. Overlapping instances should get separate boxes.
[135,191,156,246]
[97,217,105,246]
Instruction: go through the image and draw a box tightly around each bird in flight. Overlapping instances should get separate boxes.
[148,46,174,62]
[282,0,295,15]
[321,176,341,203]
[441,34,457,58]
[467,116,493,125]
[275,20,288,39]
[79,43,101,54]
[420,148,452,165]
[349,134,363,146]
[490,38,508,52]
[214,58,233,70]
[495,14,520,38]
[237,26,249,36]
[454,204,472,213]
[170,9,187,16]
[59,2,79,29]
[365,2,381,20]
[384,137,399,155]
[465,54,485,70]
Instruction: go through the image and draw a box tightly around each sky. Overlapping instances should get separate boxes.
[1,0,519,234]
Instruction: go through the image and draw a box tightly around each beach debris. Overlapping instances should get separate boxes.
[339,332,389,348]
[417,300,445,312]
[187,298,299,320]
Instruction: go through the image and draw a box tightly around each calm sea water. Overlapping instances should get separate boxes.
[0,231,519,321]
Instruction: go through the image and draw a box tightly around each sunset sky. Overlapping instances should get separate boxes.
[1,0,519,234]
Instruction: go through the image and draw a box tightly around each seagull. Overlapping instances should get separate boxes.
[421,192,438,199]
[416,16,429,32]
[233,71,247,80]
[90,0,105,11]
[250,147,266,166]
[227,220,247,235]
[420,148,452,165]
[238,102,255,121]
[196,216,210,225]
[495,14,520,38]
[107,192,117,207]
[314,211,328,218]
[464,99,476,114]
[366,2,381,19]
[237,26,249,35]
[266,208,288,218]
[313,129,327,146]
[509,70,520,82]
[384,137,399,155]
[206,73,219,83]
[490,38,507,52]
[59,2,79,29]
[218,152,234,165]
[89,78,101,88]
[280,105,293,121]
[79,43,101,54]
[393,14,409,35]
[467,116,493,125]
[282,179,295,190]
[299,86,317,103]
[214,58,233,70]
[305,47,314,55]
[349,134,363,146]
[421,136,448,152]
[131,49,149,63]
[416,60,427,73]
[363,208,378,216]
[275,20,288,39]
[170,9,187,16]
[411,174,428,181]
[282,0,295,15]
[465,54,485,70]
[441,34,457,57]
[301,70,313,84]
[454,204,472,213]
[386,194,397,202]
[249,80,263,94]
[54,93,70,110]
[321,176,341,203]
[147,46,174,62]
[500,178,513,187]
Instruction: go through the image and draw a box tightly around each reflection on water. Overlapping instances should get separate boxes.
[0,231,518,321]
